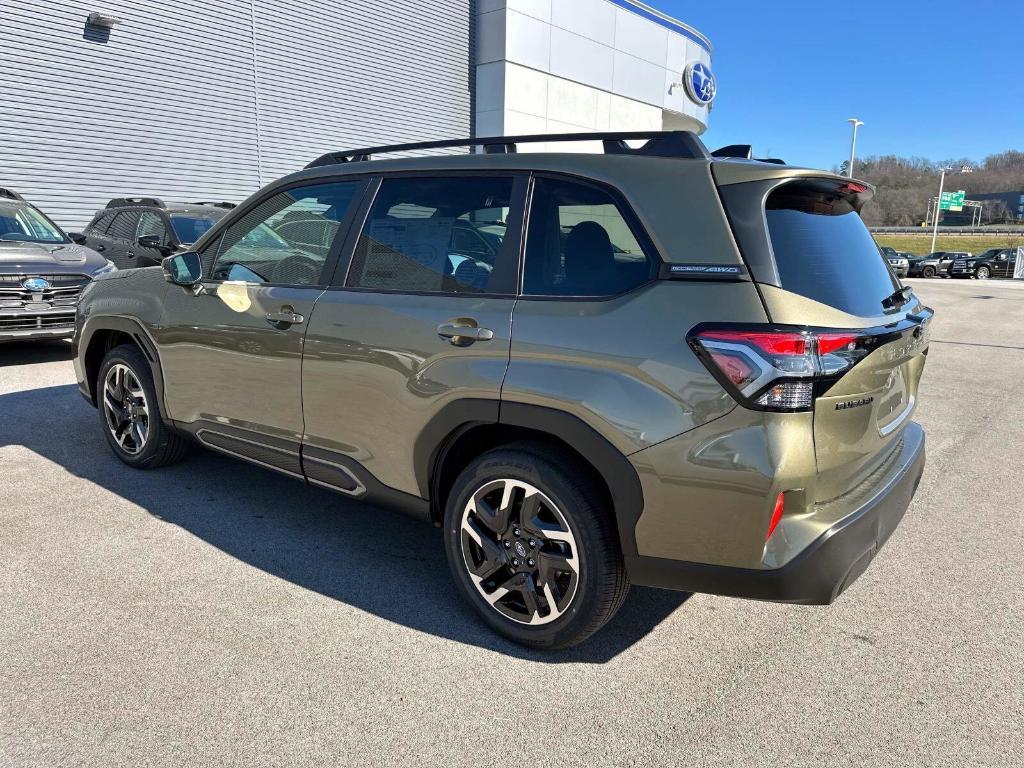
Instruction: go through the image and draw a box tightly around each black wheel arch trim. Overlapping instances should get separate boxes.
[77,315,167,414]
[416,399,645,557]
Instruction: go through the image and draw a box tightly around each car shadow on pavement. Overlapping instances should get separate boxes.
[1,384,690,663]
[0,339,74,366]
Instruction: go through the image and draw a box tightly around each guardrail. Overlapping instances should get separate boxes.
[870,226,1024,235]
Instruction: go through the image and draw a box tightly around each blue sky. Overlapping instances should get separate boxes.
[658,0,1022,169]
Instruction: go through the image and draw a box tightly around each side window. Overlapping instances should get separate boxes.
[211,182,360,286]
[523,177,656,297]
[89,212,116,233]
[136,211,168,245]
[346,176,515,294]
[108,211,140,241]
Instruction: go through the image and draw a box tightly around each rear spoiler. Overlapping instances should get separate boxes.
[711,145,787,165]
[0,187,25,202]
[189,201,236,209]
[107,197,164,209]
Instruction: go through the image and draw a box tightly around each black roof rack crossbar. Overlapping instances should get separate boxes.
[106,197,165,209]
[306,131,709,168]
[0,187,25,201]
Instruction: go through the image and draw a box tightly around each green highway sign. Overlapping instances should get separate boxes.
[940,190,966,211]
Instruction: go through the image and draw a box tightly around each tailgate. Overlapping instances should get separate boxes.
[715,169,934,502]
[812,309,931,500]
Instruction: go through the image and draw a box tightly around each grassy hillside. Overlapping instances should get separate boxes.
[874,233,1023,255]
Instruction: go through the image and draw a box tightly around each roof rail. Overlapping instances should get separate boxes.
[188,201,236,209]
[106,197,165,209]
[306,131,710,168]
[0,187,25,202]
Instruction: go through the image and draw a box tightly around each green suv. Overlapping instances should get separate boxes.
[73,132,930,649]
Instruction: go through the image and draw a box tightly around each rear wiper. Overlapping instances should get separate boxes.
[881,286,913,310]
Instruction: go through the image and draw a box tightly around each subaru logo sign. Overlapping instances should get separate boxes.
[21,277,51,292]
[684,62,716,106]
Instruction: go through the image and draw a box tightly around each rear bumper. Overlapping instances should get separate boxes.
[626,423,926,604]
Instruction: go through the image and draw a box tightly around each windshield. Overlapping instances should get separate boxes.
[170,214,222,245]
[765,180,899,317]
[0,202,67,244]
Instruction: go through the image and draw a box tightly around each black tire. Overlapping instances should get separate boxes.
[443,443,629,650]
[922,265,936,278]
[96,344,190,469]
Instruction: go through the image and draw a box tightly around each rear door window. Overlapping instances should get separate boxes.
[346,175,517,294]
[765,180,899,316]
[108,211,140,242]
[89,212,116,234]
[522,176,656,297]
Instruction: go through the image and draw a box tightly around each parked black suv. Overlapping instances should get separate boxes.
[83,198,234,270]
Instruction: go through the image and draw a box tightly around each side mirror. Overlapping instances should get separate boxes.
[68,232,87,245]
[138,234,172,254]
[162,251,203,287]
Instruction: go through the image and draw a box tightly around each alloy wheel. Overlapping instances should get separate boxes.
[459,478,579,625]
[101,363,150,456]
[977,267,990,279]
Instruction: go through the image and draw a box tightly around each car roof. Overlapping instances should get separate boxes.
[103,203,228,216]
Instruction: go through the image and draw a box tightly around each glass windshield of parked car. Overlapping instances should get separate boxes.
[170,214,222,245]
[0,202,66,244]
[766,179,899,316]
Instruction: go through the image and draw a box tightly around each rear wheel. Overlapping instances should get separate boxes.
[443,445,628,649]
[97,345,189,468]
[922,265,936,278]
[976,266,991,279]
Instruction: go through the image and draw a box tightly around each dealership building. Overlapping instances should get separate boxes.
[0,0,714,228]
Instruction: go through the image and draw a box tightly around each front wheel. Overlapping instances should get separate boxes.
[922,265,936,278]
[443,445,629,649]
[97,344,190,468]
[976,266,991,279]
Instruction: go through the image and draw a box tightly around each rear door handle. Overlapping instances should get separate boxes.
[265,308,305,327]
[437,322,493,345]
[94,243,105,252]
[126,250,135,258]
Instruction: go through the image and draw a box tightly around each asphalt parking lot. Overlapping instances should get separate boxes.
[2,277,1022,767]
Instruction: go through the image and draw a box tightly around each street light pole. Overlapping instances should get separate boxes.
[847,118,864,177]
[930,166,950,254]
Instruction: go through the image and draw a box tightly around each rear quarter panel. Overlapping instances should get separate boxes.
[503,281,769,455]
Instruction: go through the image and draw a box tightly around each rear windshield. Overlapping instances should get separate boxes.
[766,181,899,316]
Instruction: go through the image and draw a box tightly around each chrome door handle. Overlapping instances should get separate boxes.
[95,244,105,251]
[126,250,135,258]
[437,323,493,345]
[265,309,305,326]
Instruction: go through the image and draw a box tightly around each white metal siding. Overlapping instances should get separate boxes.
[0,0,472,229]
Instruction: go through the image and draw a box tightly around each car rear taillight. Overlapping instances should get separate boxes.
[687,324,877,412]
